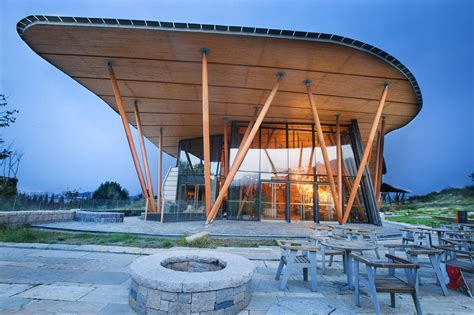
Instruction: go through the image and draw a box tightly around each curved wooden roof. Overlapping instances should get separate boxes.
[17,15,422,157]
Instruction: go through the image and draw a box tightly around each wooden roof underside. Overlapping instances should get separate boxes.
[19,16,422,157]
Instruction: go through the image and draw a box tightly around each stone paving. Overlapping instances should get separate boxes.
[32,217,403,239]
[1,241,474,314]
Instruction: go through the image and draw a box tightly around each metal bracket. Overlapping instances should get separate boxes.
[276,71,286,78]
[134,99,139,106]
[304,79,313,86]
[384,82,391,88]
[200,47,209,56]
[107,61,113,68]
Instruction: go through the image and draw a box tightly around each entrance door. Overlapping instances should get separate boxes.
[260,182,287,220]
[179,184,206,212]
[318,184,336,221]
[290,183,314,221]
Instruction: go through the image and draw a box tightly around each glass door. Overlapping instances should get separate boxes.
[260,182,287,220]
[290,183,314,221]
[179,184,206,213]
[318,184,337,221]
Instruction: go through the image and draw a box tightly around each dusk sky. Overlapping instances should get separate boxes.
[1,0,473,196]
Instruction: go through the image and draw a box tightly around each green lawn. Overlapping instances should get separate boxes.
[384,215,450,226]
[0,225,275,248]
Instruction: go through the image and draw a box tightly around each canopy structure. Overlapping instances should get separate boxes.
[17,15,421,158]
[380,182,411,194]
[18,15,422,224]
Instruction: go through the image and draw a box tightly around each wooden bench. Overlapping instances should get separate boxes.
[351,253,422,315]
[434,245,474,297]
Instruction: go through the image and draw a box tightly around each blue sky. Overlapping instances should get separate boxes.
[1,0,473,196]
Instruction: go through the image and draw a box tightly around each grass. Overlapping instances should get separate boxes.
[384,215,449,226]
[0,225,275,249]
[382,185,474,226]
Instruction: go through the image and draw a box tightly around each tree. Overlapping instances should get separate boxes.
[92,181,129,200]
[0,94,19,161]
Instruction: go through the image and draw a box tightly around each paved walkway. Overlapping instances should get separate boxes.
[32,217,402,239]
[1,242,473,314]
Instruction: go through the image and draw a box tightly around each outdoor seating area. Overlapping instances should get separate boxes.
[274,223,474,314]
[2,221,474,314]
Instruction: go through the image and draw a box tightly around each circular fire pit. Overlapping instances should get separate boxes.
[129,250,254,314]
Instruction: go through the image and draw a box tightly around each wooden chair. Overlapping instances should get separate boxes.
[401,228,430,247]
[310,235,345,274]
[352,253,422,315]
[275,240,318,291]
[385,244,448,295]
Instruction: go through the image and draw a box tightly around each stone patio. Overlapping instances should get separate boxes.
[0,240,473,314]
[32,217,403,239]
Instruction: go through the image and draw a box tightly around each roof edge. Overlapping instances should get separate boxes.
[16,15,422,110]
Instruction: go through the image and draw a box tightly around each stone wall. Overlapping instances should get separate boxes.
[0,210,75,228]
[130,278,251,315]
[74,210,124,223]
[130,250,254,315]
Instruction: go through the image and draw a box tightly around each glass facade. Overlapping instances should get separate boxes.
[171,121,376,223]
[167,135,223,221]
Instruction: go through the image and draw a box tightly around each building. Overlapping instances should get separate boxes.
[17,15,422,225]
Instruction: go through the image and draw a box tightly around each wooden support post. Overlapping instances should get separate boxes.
[134,100,156,212]
[336,114,343,215]
[107,62,150,206]
[305,80,342,223]
[201,48,212,217]
[342,84,389,224]
[238,107,259,153]
[223,117,229,178]
[375,117,386,207]
[158,127,164,221]
[206,71,285,224]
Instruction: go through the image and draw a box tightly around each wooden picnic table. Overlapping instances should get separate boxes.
[310,225,334,236]
[334,225,377,233]
[400,227,433,247]
[320,239,377,289]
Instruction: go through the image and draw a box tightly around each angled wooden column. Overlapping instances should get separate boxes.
[206,71,285,224]
[107,62,150,206]
[342,84,389,224]
[201,48,212,216]
[375,117,386,207]
[158,127,164,222]
[223,117,229,178]
[336,114,343,215]
[305,79,342,223]
[134,100,156,211]
[238,107,259,153]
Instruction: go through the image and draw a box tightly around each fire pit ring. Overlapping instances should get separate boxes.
[129,250,254,314]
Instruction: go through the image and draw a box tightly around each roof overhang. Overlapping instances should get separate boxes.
[17,15,422,157]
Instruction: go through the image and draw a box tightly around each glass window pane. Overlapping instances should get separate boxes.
[260,127,288,174]
[227,171,259,220]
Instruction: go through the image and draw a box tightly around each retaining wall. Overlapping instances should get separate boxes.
[0,210,75,228]
[74,210,124,223]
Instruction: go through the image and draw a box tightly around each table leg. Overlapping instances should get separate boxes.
[429,254,448,296]
[346,250,353,289]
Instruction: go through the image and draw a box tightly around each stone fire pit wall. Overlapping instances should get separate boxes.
[129,250,254,315]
